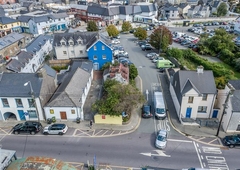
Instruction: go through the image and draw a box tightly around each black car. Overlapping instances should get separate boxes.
[12,121,42,135]
[142,105,153,118]
[138,40,147,46]
[141,44,152,51]
[222,134,240,148]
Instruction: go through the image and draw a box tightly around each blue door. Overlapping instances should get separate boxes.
[186,107,192,118]
[18,110,26,120]
[212,110,218,118]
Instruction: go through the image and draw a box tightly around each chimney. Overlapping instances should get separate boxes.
[197,65,204,74]
[37,68,46,78]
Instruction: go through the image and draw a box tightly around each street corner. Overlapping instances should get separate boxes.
[188,136,223,146]
[0,127,13,135]
[73,128,131,137]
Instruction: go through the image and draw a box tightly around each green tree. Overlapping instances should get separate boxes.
[235,58,240,71]
[86,21,98,32]
[217,3,228,17]
[134,27,147,40]
[106,24,119,37]
[149,26,172,52]
[122,21,132,32]
[92,80,145,116]
[129,64,138,80]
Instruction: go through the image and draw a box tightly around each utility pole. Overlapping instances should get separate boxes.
[216,89,233,136]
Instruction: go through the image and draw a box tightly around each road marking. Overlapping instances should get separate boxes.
[168,139,193,143]
[157,120,170,131]
[206,156,229,170]
[193,141,204,168]
[94,130,103,136]
[198,137,206,140]
[202,147,222,154]
[208,138,218,144]
[140,150,171,157]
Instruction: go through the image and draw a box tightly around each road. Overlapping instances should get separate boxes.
[0,32,239,170]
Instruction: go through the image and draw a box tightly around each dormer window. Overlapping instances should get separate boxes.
[69,42,73,45]
[78,40,82,44]
[62,42,66,45]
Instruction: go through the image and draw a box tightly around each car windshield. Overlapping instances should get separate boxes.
[157,135,166,142]
[156,108,165,114]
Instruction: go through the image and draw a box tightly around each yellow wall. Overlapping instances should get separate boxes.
[94,114,122,125]
[0,22,21,31]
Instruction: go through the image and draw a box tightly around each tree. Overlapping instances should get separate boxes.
[134,27,147,40]
[122,21,132,32]
[106,24,119,37]
[235,58,240,71]
[92,80,145,116]
[149,26,172,52]
[129,64,138,80]
[86,21,98,32]
[217,3,228,17]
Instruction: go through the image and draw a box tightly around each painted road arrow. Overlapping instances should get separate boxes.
[140,150,171,157]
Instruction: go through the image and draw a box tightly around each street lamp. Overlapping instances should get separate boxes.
[24,81,40,122]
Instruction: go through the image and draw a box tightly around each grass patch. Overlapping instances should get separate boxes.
[219,62,240,79]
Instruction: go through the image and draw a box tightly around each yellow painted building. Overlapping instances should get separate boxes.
[0,16,21,37]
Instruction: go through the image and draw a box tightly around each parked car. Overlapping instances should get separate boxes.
[222,134,240,148]
[152,57,164,63]
[111,39,120,44]
[12,121,42,135]
[138,40,147,46]
[116,51,129,58]
[142,105,153,118]
[159,68,166,73]
[155,129,168,149]
[146,52,157,58]
[113,35,120,39]
[43,123,68,135]
[129,29,136,33]
[141,44,152,51]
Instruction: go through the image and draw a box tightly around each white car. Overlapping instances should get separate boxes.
[111,39,120,44]
[43,123,68,135]
[155,130,168,149]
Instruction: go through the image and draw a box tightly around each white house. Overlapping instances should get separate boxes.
[28,13,70,36]
[0,66,57,121]
[6,35,52,73]
[44,60,93,121]
[220,80,240,133]
[53,32,98,60]
[234,16,240,33]
[169,66,217,124]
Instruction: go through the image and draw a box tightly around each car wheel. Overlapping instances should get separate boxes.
[30,131,35,135]
[43,132,48,135]
[14,131,19,135]
[229,144,235,148]
[59,132,63,135]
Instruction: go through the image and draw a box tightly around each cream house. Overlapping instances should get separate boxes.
[169,66,217,124]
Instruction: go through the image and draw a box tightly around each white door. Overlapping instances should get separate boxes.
[93,63,99,70]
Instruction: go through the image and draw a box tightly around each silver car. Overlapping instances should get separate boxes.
[43,123,68,135]
[155,130,168,149]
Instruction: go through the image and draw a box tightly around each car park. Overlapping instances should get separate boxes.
[155,129,168,149]
[111,39,120,44]
[43,123,68,135]
[222,134,240,148]
[12,121,42,135]
[141,44,152,51]
[116,51,129,58]
[142,105,153,118]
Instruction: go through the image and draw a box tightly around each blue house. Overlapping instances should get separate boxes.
[87,39,113,70]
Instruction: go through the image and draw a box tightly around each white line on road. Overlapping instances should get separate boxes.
[194,141,204,168]
[168,139,193,143]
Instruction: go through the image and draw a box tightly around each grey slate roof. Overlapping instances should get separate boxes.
[53,32,98,48]
[0,32,25,51]
[46,60,93,107]
[25,34,52,54]
[119,6,133,15]
[16,15,32,22]
[133,5,142,14]
[30,13,68,23]
[0,6,5,17]
[229,80,240,90]
[0,16,17,24]
[212,1,220,8]
[0,72,42,97]
[172,70,217,103]
[6,51,33,73]
[87,5,119,16]
[140,3,156,12]
[22,1,34,7]
[178,3,189,9]
[231,90,240,112]
[42,64,57,78]
[69,4,88,10]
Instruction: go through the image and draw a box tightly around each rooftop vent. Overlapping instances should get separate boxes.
[197,65,204,74]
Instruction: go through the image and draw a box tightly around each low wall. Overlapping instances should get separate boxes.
[94,114,122,125]
[48,59,71,67]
